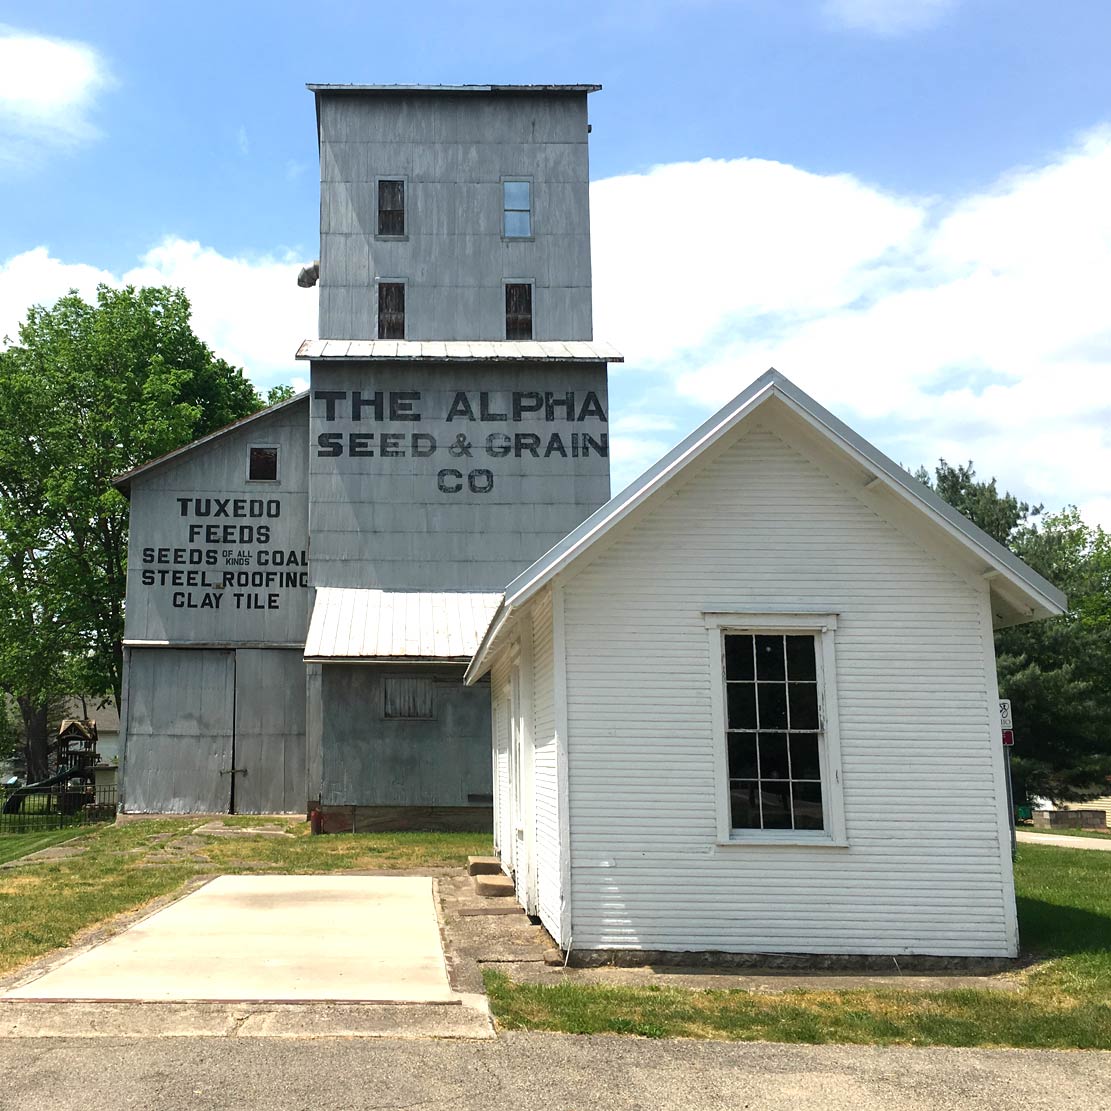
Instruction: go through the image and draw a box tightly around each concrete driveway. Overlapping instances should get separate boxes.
[5,875,455,1003]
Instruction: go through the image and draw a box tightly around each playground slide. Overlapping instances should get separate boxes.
[1,767,95,814]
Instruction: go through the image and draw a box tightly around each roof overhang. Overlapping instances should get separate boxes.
[307,84,602,95]
[296,339,622,363]
[112,391,309,494]
[305,588,503,663]
[466,368,1067,681]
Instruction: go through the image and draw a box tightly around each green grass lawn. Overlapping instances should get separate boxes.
[0,828,91,866]
[0,817,491,977]
[485,844,1111,1049]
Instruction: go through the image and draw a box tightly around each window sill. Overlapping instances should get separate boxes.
[245,479,281,486]
[374,234,409,242]
[716,835,848,849]
[501,235,535,243]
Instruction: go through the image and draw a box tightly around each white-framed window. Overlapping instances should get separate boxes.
[705,612,847,847]
[246,444,280,483]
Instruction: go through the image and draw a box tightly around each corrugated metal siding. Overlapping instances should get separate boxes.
[304,588,502,659]
[529,590,562,942]
[562,423,1013,957]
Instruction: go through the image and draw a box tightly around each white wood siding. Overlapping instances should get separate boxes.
[529,591,563,942]
[562,420,1015,957]
[492,653,512,862]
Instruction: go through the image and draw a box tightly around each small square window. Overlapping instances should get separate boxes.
[247,445,279,482]
[503,180,531,238]
[378,282,405,339]
[505,283,533,340]
[384,676,434,720]
[378,179,405,236]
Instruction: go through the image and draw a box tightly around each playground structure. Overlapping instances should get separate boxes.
[1,720,116,825]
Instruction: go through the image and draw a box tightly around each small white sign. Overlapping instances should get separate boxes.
[999,699,1013,730]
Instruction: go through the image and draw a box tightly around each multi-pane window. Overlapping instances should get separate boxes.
[503,180,532,238]
[724,633,825,832]
[377,179,405,236]
[505,283,533,340]
[378,282,405,339]
[247,445,279,482]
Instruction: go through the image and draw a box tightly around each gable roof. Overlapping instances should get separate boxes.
[466,369,1067,682]
[112,392,308,494]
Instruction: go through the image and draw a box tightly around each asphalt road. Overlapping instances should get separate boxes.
[2,1032,1109,1111]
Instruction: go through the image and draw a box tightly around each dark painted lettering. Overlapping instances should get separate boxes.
[437,468,463,493]
[512,392,543,420]
[352,390,383,421]
[480,392,507,421]
[485,433,512,458]
[543,433,568,458]
[446,392,476,422]
[514,433,541,457]
[577,391,607,422]
[380,432,404,457]
[390,392,421,421]
[348,432,375,457]
[317,432,343,457]
[314,390,345,420]
[545,392,574,421]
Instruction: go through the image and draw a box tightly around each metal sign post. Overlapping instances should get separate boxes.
[1000,699,1016,859]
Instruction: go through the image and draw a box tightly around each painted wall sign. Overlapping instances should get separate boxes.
[312,386,608,495]
[137,494,309,612]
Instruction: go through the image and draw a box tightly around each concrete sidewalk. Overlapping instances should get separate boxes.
[1017,831,1111,852]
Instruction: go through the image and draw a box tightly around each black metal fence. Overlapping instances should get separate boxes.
[0,781,117,834]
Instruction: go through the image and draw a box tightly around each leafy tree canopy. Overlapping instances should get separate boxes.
[919,461,1111,803]
[0,285,284,776]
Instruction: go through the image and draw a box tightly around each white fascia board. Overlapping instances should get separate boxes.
[496,368,1065,623]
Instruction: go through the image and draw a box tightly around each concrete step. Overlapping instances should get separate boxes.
[467,856,503,877]
[473,873,515,898]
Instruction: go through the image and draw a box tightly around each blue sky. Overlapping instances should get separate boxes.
[2,1,1111,522]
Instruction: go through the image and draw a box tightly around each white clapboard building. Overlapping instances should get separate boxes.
[466,370,1065,958]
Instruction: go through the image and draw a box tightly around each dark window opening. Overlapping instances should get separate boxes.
[505,283,533,340]
[384,676,434,720]
[248,446,278,481]
[378,179,405,236]
[378,282,405,339]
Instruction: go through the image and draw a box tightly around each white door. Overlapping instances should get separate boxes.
[509,663,536,912]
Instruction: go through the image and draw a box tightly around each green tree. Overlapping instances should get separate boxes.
[919,461,1111,803]
[0,285,270,777]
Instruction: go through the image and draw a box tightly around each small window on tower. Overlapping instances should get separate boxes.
[503,180,532,238]
[377,179,405,236]
[378,282,405,339]
[247,445,279,482]
[505,283,533,340]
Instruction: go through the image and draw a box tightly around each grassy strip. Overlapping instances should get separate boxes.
[484,844,1111,1048]
[0,828,91,867]
[1018,825,1111,841]
[483,972,1111,1048]
[0,817,491,977]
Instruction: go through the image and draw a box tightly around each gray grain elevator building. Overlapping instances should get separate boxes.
[115,84,621,826]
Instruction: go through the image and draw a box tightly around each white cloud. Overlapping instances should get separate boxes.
[591,128,1111,527]
[821,0,957,34]
[0,239,317,391]
[0,26,110,168]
